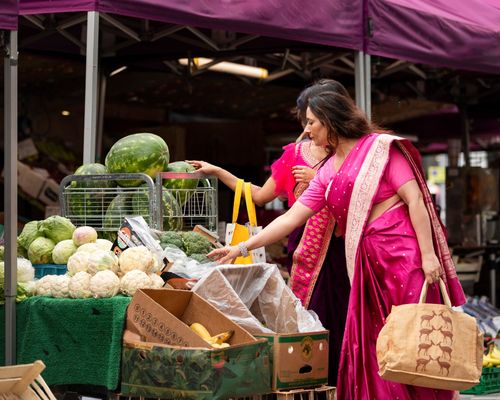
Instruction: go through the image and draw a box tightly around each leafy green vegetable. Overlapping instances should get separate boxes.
[160,231,184,251]
[181,232,214,256]
[18,221,43,250]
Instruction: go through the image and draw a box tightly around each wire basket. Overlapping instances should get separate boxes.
[156,172,218,233]
[59,173,157,237]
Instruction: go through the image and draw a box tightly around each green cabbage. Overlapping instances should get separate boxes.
[52,239,78,264]
[18,221,43,250]
[38,216,76,244]
[28,237,55,264]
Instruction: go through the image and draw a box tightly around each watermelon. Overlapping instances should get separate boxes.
[103,193,133,241]
[69,163,116,219]
[105,133,169,187]
[163,161,199,205]
[132,187,183,231]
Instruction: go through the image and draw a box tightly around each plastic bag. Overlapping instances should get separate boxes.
[192,263,324,334]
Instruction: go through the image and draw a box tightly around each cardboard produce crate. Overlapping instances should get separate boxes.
[121,289,271,399]
[192,264,329,390]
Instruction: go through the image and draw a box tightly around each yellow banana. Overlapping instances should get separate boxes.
[190,323,213,343]
[210,330,234,345]
[483,355,500,367]
[491,346,500,359]
[211,342,230,349]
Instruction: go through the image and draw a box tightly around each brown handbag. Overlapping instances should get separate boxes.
[376,279,483,390]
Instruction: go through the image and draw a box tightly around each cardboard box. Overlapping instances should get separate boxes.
[122,330,271,400]
[17,162,45,198]
[122,289,272,399]
[18,138,39,160]
[126,288,257,348]
[38,178,60,206]
[256,331,329,390]
[192,264,330,390]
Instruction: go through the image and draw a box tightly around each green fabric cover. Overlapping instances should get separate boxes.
[0,295,131,389]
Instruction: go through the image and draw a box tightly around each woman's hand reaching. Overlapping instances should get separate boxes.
[207,246,241,265]
[292,166,316,184]
[186,160,218,175]
[421,253,442,284]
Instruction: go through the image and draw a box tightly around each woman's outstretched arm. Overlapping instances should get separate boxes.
[208,201,315,264]
[187,160,277,206]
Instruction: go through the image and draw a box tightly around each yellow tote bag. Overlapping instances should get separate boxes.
[225,180,265,264]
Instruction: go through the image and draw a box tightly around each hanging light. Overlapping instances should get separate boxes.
[109,65,128,77]
[178,57,268,79]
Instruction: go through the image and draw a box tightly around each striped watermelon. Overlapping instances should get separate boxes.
[132,187,183,231]
[105,133,169,187]
[163,161,199,205]
[69,163,116,218]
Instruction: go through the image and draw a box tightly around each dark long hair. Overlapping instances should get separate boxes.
[307,90,388,151]
[295,79,351,124]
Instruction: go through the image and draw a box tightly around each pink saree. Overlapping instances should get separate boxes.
[327,133,466,400]
[272,141,335,307]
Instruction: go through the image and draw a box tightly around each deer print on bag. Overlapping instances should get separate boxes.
[420,311,437,327]
[418,341,434,356]
[415,356,432,372]
[419,327,434,341]
[437,327,454,345]
[432,340,453,360]
[433,356,451,376]
[438,311,453,329]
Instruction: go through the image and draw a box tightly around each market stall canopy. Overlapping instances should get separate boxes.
[367,0,500,75]
[0,0,18,30]
[19,0,364,51]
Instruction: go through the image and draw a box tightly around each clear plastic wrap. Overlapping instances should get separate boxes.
[192,263,324,334]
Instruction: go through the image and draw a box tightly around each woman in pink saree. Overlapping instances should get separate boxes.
[209,86,466,399]
[190,80,351,385]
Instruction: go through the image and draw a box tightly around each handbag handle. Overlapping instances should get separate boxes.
[418,278,452,308]
[232,179,244,223]
[244,182,258,227]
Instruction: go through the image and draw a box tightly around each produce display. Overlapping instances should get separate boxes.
[0,257,36,304]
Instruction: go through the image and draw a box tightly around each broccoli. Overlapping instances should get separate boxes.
[189,253,212,264]
[160,231,184,251]
[181,231,214,256]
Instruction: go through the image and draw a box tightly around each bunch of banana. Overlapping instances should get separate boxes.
[190,322,234,349]
[483,344,500,368]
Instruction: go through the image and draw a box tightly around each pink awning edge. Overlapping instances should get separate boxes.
[19,0,364,51]
[0,0,18,30]
[367,0,500,75]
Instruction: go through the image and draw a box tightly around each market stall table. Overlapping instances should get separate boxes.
[0,295,131,390]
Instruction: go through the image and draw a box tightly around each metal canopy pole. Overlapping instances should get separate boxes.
[354,51,371,120]
[83,11,99,164]
[4,30,18,365]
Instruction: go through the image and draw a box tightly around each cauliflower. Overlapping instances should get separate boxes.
[36,275,56,296]
[95,239,114,251]
[90,270,120,298]
[67,251,90,276]
[120,270,152,296]
[119,246,155,274]
[52,240,77,264]
[160,231,184,251]
[87,250,119,275]
[50,275,70,298]
[149,273,165,289]
[181,232,213,256]
[73,226,98,247]
[75,243,101,253]
[69,271,92,298]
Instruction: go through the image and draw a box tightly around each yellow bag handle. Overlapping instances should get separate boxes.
[244,182,258,227]
[232,179,244,223]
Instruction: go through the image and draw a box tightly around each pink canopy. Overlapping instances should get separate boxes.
[0,0,18,30]
[18,0,500,73]
[367,0,500,74]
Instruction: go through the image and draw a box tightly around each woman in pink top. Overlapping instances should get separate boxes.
[209,84,466,400]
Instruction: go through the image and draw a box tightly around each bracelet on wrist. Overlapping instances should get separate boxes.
[238,242,249,257]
